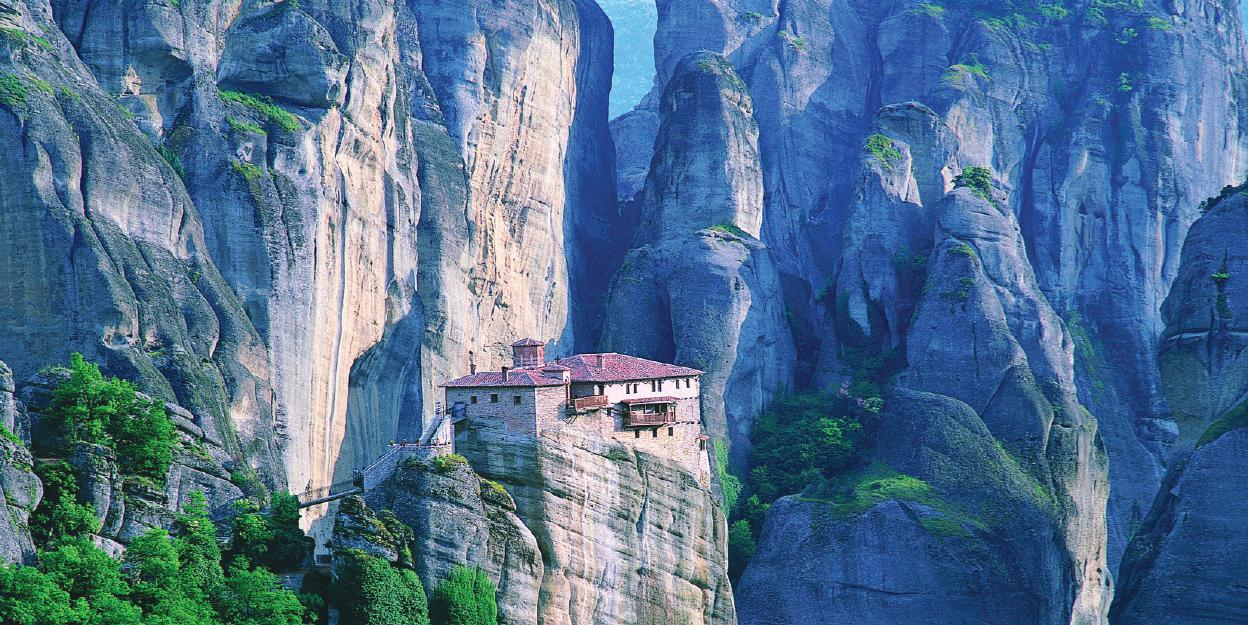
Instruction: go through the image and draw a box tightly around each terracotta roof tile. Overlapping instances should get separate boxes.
[442,370,566,388]
[443,353,701,388]
[511,338,545,347]
[554,353,702,383]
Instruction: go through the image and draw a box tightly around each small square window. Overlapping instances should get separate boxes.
[513,395,522,405]
[490,394,499,403]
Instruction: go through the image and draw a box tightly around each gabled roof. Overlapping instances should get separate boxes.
[442,352,702,388]
[512,338,545,347]
[554,353,702,383]
[442,370,566,388]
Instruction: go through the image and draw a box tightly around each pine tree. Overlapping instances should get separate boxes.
[429,565,498,625]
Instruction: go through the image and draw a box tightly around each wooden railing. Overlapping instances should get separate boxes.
[571,395,610,410]
[624,412,675,427]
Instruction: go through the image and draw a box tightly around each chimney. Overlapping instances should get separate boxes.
[470,362,477,375]
[512,338,545,369]
[501,366,511,382]
[595,354,604,368]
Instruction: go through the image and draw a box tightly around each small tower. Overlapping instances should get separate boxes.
[512,338,546,368]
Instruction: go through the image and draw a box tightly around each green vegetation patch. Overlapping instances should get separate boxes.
[227,116,268,136]
[708,223,750,239]
[231,160,265,184]
[946,57,989,83]
[0,74,29,108]
[802,461,987,534]
[1196,401,1248,448]
[954,166,995,203]
[432,453,469,473]
[219,90,300,132]
[865,134,903,172]
[914,2,946,19]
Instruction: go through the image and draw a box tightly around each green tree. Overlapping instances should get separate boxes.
[264,493,309,571]
[335,549,429,625]
[727,520,756,582]
[0,564,78,625]
[176,491,226,600]
[748,393,863,502]
[219,559,309,625]
[429,565,497,625]
[229,501,274,567]
[38,536,130,604]
[30,461,99,547]
[125,529,181,610]
[42,353,177,483]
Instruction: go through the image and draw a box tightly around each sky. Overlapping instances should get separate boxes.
[598,0,657,119]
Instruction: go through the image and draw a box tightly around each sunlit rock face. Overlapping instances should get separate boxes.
[0,0,621,537]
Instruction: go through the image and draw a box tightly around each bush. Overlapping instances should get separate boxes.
[30,461,100,547]
[41,353,176,483]
[219,90,300,133]
[954,166,994,203]
[0,74,28,108]
[429,566,497,625]
[431,454,469,473]
[335,550,429,625]
[727,520,756,581]
[748,393,864,503]
[865,134,902,172]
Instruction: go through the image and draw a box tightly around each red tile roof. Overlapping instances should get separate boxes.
[621,396,679,405]
[442,353,702,388]
[442,370,566,388]
[553,353,702,383]
[512,338,545,347]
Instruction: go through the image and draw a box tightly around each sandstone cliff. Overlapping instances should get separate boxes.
[430,416,737,625]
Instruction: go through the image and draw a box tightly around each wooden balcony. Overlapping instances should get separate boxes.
[624,412,676,427]
[571,395,610,411]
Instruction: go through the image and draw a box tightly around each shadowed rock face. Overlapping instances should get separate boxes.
[601,52,795,456]
[613,0,1248,583]
[1113,191,1248,625]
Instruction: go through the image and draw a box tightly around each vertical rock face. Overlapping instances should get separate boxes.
[450,417,736,625]
[0,364,39,564]
[601,52,794,450]
[614,0,1248,580]
[0,0,620,535]
[1,0,281,479]
[1113,191,1248,625]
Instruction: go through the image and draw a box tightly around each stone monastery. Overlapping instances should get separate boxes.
[443,339,711,481]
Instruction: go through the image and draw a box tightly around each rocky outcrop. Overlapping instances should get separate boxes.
[601,52,794,453]
[736,104,1111,623]
[450,414,735,625]
[360,459,543,625]
[614,0,1248,573]
[739,389,1099,625]
[0,435,40,564]
[1112,190,1248,624]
